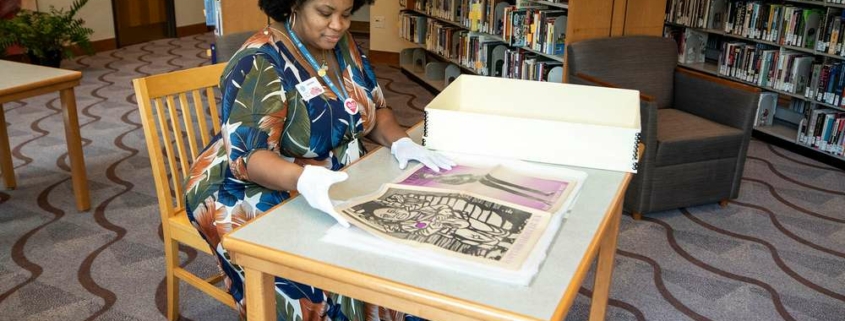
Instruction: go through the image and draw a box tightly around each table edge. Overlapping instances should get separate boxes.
[0,71,82,99]
[223,236,542,321]
[551,170,633,319]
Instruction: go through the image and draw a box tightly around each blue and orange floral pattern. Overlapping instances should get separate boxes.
[184,26,402,320]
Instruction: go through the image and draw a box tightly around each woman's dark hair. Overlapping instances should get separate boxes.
[259,0,376,22]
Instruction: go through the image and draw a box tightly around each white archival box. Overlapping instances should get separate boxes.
[423,75,642,173]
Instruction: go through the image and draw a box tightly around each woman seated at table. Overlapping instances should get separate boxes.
[183,0,454,319]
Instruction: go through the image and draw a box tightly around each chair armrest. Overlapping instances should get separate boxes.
[572,73,657,102]
[673,68,761,131]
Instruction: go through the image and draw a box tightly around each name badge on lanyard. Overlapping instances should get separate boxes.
[295,77,325,101]
[286,20,362,160]
[346,138,361,163]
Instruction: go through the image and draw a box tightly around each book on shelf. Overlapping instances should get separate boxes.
[680,28,708,64]
[323,153,588,285]
[797,107,845,155]
[755,92,778,127]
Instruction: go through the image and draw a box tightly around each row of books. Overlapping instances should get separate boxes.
[403,14,562,82]
[679,28,845,108]
[400,11,429,44]
[814,10,845,55]
[715,41,816,95]
[420,19,467,61]
[666,1,830,51]
[408,0,567,55]
[724,3,822,48]
[499,49,563,81]
[798,108,845,155]
[414,0,465,24]
[501,6,567,55]
[754,94,845,156]
[410,0,529,35]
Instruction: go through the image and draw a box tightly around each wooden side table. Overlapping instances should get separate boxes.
[0,61,90,211]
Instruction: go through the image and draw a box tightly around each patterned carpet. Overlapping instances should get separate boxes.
[0,33,842,321]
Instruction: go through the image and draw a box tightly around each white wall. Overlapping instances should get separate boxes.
[38,0,115,41]
[21,0,37,10]
[369,0,407,52]
[174,0,206,27]
[35,0,206,42]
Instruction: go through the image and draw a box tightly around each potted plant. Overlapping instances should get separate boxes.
[0,0,94,67]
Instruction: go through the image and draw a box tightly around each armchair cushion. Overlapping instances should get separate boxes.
[656,109,745,166]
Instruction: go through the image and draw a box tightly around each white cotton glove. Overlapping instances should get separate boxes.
[391,137,456,172]
[296,165,351,228]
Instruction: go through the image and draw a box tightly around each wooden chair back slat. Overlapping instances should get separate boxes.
[165,95,191,183]
[154,97,183,212]
[178,92,201,160]
[133,63,227,217]
[206,87,221,132]
[191,90,211,146]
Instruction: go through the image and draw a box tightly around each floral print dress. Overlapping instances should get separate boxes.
[183,27,413,320]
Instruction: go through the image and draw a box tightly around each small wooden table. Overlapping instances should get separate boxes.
[223,126,633,321]
[0,61,90,211]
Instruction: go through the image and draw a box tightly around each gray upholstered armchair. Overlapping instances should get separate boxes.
[567,36,761,219]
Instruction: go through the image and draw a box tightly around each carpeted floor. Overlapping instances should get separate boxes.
[0,33,843,321]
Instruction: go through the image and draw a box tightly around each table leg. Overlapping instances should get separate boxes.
[59,88,90,211]
[0,103,16,189]
[245,267,276,321]
[589,203,622,321]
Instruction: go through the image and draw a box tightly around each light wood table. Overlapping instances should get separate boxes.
[0,61,90,211]
[223,125,632,321]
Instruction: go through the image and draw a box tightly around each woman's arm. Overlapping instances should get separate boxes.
[244,151,303,191]
[366,108,409,147]
[220,53,305,191]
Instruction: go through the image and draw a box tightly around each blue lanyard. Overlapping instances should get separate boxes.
[285,20,359,138]
[285,20,348,101]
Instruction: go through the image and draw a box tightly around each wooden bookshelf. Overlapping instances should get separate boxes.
[398,0,665,87]
[666,0,845,166]
[218,0,268,36]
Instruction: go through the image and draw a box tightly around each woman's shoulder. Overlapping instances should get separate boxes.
[229,29,301,63]
[219,35,287,81]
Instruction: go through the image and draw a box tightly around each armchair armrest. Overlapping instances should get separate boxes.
[673,68,761,131]
[572,73,657,102]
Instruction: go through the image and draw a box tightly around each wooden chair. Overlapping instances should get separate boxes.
[132,63,236,320]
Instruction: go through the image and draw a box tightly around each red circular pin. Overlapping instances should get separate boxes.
[344,98,359,115]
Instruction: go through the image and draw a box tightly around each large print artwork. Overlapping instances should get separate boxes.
[339,185,550,270]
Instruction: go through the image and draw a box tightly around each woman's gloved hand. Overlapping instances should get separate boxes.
[391,137,456,172]
[297,165,350,228]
